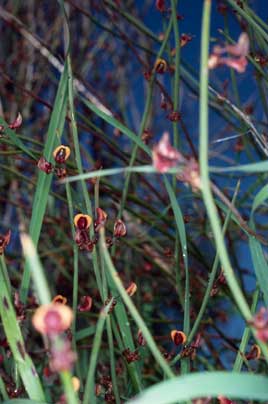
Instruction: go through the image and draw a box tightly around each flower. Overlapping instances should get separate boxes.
[52,295,67,305]
[208,32,249,73]
[154,58,168,74]
[74,213,92,230]
[0,229,11,255]
[152,132,185,173]
[170,330,187,346]
[32,303,73,336]
[53,145,71,164]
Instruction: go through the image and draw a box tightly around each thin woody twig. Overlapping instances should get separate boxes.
[0,6,113,117]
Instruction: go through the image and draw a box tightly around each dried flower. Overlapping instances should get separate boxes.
[37,156,53,174]
[32,303,73,336]
[50,339,76,372]
[74,213,92,230]
[152,132,185,173]
[126,282,137,297]
[154,58,168,74]
[208,32,249,73]
[245,344,261,360]
[78,295,93,312]
[94,207,108,232]
[52,295,67,305]
[170,330,187,346]
[113,219,127,238]
[0,229,11,255]
[53,145,71,164]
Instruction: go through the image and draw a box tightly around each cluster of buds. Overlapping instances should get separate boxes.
[0,229,11,255]
[249,307,268,342]
[37,145,70,179]
[208,32,249,73]
[32,301,76,373]
[96,375,115,403]
[167,111,181,122]
[122,348,140,364]
[0,112,22,136]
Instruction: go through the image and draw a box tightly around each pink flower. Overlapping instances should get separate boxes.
[208,32,249,73]
[152,132,184,173]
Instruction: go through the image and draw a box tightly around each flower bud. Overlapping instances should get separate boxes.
[113,219,127,238]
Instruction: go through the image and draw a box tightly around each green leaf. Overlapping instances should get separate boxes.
[3,400,48,404]
[210,160,268,173]
[249,184,268,305]
[127,372,268,403]
[20,60,68,303]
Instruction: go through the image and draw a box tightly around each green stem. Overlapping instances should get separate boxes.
[100,229,174,379]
